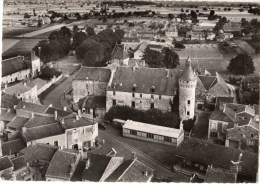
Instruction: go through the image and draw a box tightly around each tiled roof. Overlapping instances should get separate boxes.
[23,115,59,128]
[204,166,236,183]
[226,122,258,141]
[82,154,112,181]
[0,92,20,109]
[117,159,154,182]
[45,149,80,180]
[180,58,197,82]
[198,76,217,90]
[11,156,26,171]
[73,67,111,82]
[135,41,149,53]
[0,156,13,171]
[7,116,29,130]
[0,109,16,122]
[2,139,26,156]
[27,78,48,91]
[2,56,29,77]
[108,67,180,96]
[79,96,106,109]
[71,160,86,181]
[4,82,36,96]
[111,44,129,60]
[215,97,235,109]
[61,115,94,130]
[105,160,133,182]
[209,110,233,123]
[22,123,64,142]
[45,107,73,118]
[20,143,58,163]
[16,101,49,114]
[176,138,258,177]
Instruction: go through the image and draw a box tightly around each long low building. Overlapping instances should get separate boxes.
[122,120,184,146]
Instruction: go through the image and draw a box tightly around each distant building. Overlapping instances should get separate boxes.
[110,44,129,66]
[122,120,184,146]
[165,25,178,38]
[223,22,241,33]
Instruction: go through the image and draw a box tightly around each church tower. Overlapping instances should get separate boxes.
[179,57,197,120]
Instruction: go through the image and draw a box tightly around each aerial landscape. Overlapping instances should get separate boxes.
[0,0,259,182]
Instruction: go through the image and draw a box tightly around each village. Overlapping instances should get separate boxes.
[1,0,259,183]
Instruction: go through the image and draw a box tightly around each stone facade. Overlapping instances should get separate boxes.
[2,69,31,84]
[106,90,174,113]
[72,80,108,103]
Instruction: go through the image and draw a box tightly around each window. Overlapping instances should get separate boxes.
[140,94,142,98]
[132,101,135,108]
[147,133,154,139]
[151,95,154,99]
[113,91,116,95]
[54,141,58,146]
[130,130,137,135]
[164,136,171,142]
[113,100,116,106]
[86,84,88,88]
[187,100,190,105]
[159,95,161,99]
[210,132,217,138]
[187,111,190,115]
[151,103,154,109]
[132,93,135,97]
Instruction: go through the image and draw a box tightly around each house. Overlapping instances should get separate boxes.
[0,92,21,110]
[72,67,111,103]
[223,22,241,33]
[1,139,26,158]
[204,165,237,183]
[225,119,258,153]
[0,156,14,180]
[122,120,184,146]
[0,109,16,136]
[78,96,106,122]
[81,154,124,182]
[240,75,259,92]
[206,33,216,40]
[3,82,38,103]
[215,97,235,110]
[165,25,178,38]
[106,67,180,113]
[2,52,40,85]
[121,37,141,51]
[129,41,148,59]
[45,149,82,181]
[10,156,28,181]
[110,44,129,66]
[208,103,256,143]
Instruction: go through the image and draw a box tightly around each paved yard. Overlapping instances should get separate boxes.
[190,112,211,140]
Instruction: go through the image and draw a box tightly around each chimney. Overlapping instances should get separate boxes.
[76,115,79,121]
[7,108,10,113]
[23,105,26,109]
[31,113,34,118]
[166,69,170,77]
[131,151,137,160]
[49,104,53,108]
[144,171,149,177]
[13,105,17,109]
[4,84,7,89]
[22,127,27,133]
[26,162,30,169]
[63,106,67,111]
[54,110,58,120]
[60,118,65,124]
[85,158,90,170]
[132,65,136,72]
[23,82,27,86]
[180,120,183,130]
[78,109,81,117]
[223,104,226,112]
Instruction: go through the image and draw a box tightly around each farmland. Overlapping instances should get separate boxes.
[2,39,20,53]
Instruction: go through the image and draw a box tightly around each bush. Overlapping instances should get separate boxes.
[255,46,260,54]
[174,42,185,49]
[40,66,62,80]
[104,105,180,128]
[183,118,196,132]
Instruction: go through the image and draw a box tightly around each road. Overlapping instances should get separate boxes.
[90,129,189,182]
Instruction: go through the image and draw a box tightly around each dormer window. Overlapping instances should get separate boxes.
[151,86,155,93]
[132,84,137,92]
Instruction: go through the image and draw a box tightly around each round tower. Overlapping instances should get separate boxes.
[179,57,197,120]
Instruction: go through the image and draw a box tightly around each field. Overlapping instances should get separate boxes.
[2,39,20,53]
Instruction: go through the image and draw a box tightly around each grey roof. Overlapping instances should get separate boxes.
[20,143,58,163]
[61,115,94,130]
[0,156,13,171]
[23,115,59,128]
[2,139,26,156]
[11,156,26,171]
[7,116,29,130]
[198,76,217,90]
[4,82,37,96]
[2,56,29,77]
[209,110,233,123]
[180,58,197,82]
[22,123,64,142]
[45,149,80,180]
[73,67,111,82]
[1,92,20,109]
[45,107,73,118]
[111,44,129,60]
[78,96,106,109]
[108,67,180,96]
[16,101,49,114]
[204,166,236,183]
[0,109,16,122]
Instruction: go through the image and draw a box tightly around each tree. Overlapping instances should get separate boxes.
[168,13,174,20]
[86,26,96,36]
[162,48,180,69]
[73,25,79,35]
[76,39,104,67]
[174,41,185,49]
[72,31,88,49]
[24,13,30,18]
[114,28,125,43]
[142,48,164,68]
[227,54,255,75]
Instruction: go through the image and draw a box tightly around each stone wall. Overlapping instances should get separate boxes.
[72,80,108,103]
[106,90,173,112]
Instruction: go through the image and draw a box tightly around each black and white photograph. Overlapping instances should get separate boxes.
[0,0,259,182]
